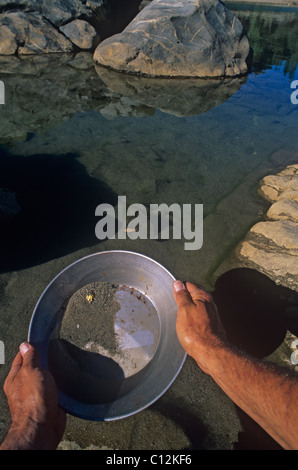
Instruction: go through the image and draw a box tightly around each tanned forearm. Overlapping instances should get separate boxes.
[173,281,298,450]
[198,344,298,450]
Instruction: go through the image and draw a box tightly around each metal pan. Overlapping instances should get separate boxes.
[28,250,186,421]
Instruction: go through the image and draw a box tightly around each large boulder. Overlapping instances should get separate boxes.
[94,0,251,78]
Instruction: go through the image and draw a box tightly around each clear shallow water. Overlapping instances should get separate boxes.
[0,6,297,291]
[0,4,297,450]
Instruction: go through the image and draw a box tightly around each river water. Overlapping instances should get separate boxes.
[0,3,297,450]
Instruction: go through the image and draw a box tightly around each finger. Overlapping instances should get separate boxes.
[185,282,213,305]
[19,342,40,369]
[173,280,194,309]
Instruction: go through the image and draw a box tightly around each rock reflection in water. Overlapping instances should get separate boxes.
[95,65,247,118]
[0,53,104,143]
[0,53,246,144]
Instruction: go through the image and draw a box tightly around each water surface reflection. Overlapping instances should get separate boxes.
[230,3,298,77]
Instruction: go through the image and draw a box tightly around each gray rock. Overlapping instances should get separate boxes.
[267,199,298,223]
[240,242,298,291]
[0,24,17,55]
[259,164,298,203]
[250,220,298,252]
[41,0,90,27]
[94,0,251,78]
[0,12,74,55]
[0,0,41,10]
[239,164,298,291]
[138,0,152,11]
[60,19,98,49]
[0,0,108,55]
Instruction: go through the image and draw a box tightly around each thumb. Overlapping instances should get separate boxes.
[173,281,194,309]
[19,342,40,368]
[3,343,40,395]
[183,282,214,305]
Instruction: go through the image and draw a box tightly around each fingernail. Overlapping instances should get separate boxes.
[19,342,31,356]
[174,280,185,292]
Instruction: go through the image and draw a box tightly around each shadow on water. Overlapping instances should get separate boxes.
[0,147,118,273]
[212,268,298,450]
[48,339,126,405]
[213,268,294,359]
[153,397,208,450]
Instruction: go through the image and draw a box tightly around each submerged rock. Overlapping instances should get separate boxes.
[94,0,251,78]
[239,164,298,291]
